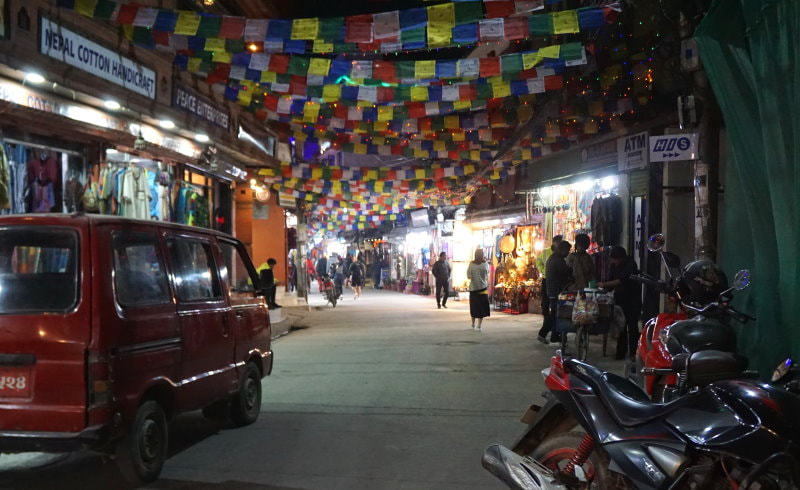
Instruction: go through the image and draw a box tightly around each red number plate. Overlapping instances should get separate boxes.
[0,368,32,398]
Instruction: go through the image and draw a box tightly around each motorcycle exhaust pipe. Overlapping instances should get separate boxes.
[482,444,567,490]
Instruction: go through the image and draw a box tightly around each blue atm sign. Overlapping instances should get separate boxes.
[649,133,698,161]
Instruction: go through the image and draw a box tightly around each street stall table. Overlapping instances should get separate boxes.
[556,289,614,360]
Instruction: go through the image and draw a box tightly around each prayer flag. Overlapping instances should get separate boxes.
[292,18,319,40]
[174,11,201,36]
[552,10,579,34]
[415,60,436,79]
[373,11,399,40]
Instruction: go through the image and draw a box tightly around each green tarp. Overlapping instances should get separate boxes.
[695,0,800,373]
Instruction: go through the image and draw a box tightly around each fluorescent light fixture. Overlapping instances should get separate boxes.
[195,134,210,143]
[159,119,175,129]
[106,149,119,154]
[103,100,121,110]
[25,73,45,84]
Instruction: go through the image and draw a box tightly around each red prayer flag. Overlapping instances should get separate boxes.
[479,57,501,77]
[484,1,515,18]
[487,98,504,110]
[408,102,426,118]
[419,118,432,132]
[153,31,170,46]
[544,75,563,91]
[377,86,395,103]
[459,85,477,100]
[434,168,445,179]
[269,54,289,74]
[372,61,396,82]
[115,4,139,24]
[289,76,307,96]
[504,17,527,40]
[346,14,373,43]
[206,64,230,84]
[334,105,349,119]
[387,170,397,180]
[255,109,267,121]
[391,145,404,155]
[358,40,380,52]
[449,151,460,160]
[263,95,278,111]
[219,16,246,39]
[519,67,538,79]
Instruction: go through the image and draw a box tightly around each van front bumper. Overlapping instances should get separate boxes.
[0,425,108,453]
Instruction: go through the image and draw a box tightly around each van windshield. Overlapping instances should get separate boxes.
[0,227,78,313]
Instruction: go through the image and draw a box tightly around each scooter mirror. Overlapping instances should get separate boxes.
[733,269,751,290]
[648,233,665,252]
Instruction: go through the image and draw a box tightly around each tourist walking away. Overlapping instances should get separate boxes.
[258,258,281,310]
[567,233,595,291]
[432,252,451,309]
[598,246,642,360]
[331,255,345,300]
[315,254,329,292]
[467,249,490,331]
[538,240,572,344]
[349,256,366,300]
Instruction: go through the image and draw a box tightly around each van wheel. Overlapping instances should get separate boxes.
[230,363,262,427]
[116,401,168,484]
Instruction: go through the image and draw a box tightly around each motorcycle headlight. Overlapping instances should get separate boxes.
[658,326,672,346]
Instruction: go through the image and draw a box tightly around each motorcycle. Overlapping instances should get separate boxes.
[482,348,800,489]
[320,274,337,307]
[632,233,754,402]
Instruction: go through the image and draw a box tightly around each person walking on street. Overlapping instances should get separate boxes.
[567,233,595,291]
[598,246,642,360]
[349,257,366,300]
[538,240,572,344]
[315,254,328,292]
[467,249,490,331]
[432,252,451,309]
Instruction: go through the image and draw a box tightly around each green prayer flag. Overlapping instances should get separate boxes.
[93,0,116,19]
[288,57,310,76]
[394,105,409,119]
[319,17,344,42]
[334,42,357,53]
[394,86,411,101]
[196,16,221,38]
[528,14,554,36]
[132,26,152,46]
[319,103,334,118]
[477,83,492,100]
[431,118,444,131]
[454,1,483,25]
[307,85,323,98]
[401,26,425,43]
[225,39,245,53]
[276,73,291,84]
[395,61,415,80]
[561,42,584,60]
[501,53,523,75]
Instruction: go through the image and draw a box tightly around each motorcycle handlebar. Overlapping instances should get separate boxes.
[631,274,668,292]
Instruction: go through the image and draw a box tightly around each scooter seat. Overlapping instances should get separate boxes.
[566,358,686,427]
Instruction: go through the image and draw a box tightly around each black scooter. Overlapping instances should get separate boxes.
[483,347,800,489]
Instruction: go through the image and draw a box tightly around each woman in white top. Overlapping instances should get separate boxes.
[466,249,491,331]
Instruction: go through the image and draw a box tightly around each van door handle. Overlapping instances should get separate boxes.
[236,311,245,319]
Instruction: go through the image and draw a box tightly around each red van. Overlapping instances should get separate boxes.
[0,214,273,482]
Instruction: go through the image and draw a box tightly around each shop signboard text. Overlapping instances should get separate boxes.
[40,17,156,99]
[173,84,230,130]
[617,131,649,171]
[649,133,698,162]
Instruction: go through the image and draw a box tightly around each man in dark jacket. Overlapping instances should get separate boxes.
[599,246,642,360]
[258,258,280,310]
[538,240,572,344]
[432,252,451,309]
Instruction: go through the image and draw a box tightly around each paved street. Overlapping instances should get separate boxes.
[0,289,623,490]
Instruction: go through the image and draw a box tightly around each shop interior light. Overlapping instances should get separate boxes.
[576,179,594,192]
[159,119,175,129]
[195,134,210,143]
[103,100,121,110]
[24,72,45,84]
[106,149,118,154]
[602,176,617,190]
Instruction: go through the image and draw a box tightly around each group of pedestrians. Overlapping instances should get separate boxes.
[537,234,642,360]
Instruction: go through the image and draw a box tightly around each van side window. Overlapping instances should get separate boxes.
[219,241,258,297]
[112,233,171,307]
[167,238,222,302]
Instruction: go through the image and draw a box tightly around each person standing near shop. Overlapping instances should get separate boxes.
[467,249,491,331]
[567,233,595,291]
[432,252,451,309]
[598,246,642,360]
[537,236,562,344]
[371,256,383,289]
[258,258,281,310]
[349,256,366,300]
[538,240,572,344]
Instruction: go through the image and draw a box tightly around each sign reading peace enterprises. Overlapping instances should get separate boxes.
[39,17,156,99]
[173,84,230,130]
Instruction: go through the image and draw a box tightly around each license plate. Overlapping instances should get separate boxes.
[0,368,32,398]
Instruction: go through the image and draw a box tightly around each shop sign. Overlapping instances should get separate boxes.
[40,17,156,99]
[649,133,698,161]
[580,139,617,169]
[617,131,649,171]
[0,78,125,131]
[173,84,230,130]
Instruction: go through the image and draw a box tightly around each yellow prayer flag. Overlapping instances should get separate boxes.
[389,214,397,221]
[492,82,511,98]
[187,58,203,73]
[237,88,252,106]
[305,194,314,202]
[539,45,561,59]
[366,170,378,180]
[374,121,389,132]
[434,140,446,151]
[411,86,429,102]
[311,168,323,179]
[308,58,331,76]
[452,131,466,142]
[313,40,334,53]
[374,181,385,192]
[411,149,426,159]
[552,10,580,34]
[354,144,368,154]
[75,0,98,17]
[415,60,436,80]
[522,52,544,70]
[261,71,277,83]
[487,76,504,86]
[470,150,481,161]
[522,148,533,160]
[322,84,341,101]
[302,102,320,123]
[212,51,232,63]
[453,100,471,111]
[204,38,226,53]
[292,18,319,40]
[373,137,386,145]
[378,106,394,121]
[174,11,201,36]
[415,169,426,179]
[427,3,455,25]
[464,164,476,175]
[357,100,373,107]
[517,104,533,122]
[122,24,134,41]
[427,23,452,48]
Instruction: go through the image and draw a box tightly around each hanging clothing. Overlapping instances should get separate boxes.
[0,145,10,211]
[590,195,623,246]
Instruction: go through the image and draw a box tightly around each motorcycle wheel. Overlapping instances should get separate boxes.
[331,293,337,308]
[532,431,633,489]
